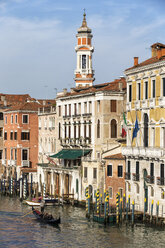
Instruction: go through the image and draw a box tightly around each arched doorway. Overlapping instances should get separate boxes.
[144,114,149,147]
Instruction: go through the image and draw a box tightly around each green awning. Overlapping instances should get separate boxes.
[50,149,91,160]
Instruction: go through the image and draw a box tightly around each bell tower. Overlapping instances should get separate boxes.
[74,11,95,88]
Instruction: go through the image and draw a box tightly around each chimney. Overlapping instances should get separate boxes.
[157,49,162,59]
[134,57,139,66]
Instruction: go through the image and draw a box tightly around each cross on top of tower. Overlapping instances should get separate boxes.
[82,9,87,28]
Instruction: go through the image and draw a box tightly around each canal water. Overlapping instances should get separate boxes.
[0,196,165,248]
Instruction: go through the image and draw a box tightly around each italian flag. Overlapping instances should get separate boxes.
[122,112,127,137]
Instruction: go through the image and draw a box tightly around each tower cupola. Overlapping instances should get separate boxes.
[74,12,95,88]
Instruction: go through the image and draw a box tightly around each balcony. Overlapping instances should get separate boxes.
[141,99,148,109]
[132,173,140,181]
[134,100,140,110]
[60,137,91,147]
[21,160,30,167]
[157,177,165,186]
[159,97,165,107]
[126,102,131,111]
[122,146,165,159]
[146,175,155,184]
[63,115,72,118]
[149,98,155,108]
[125,172,131,180]
[82,113,92,117]
[2,159,7,166]
[72,114,81,118]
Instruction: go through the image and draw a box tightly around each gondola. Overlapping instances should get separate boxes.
[32,207,61,225]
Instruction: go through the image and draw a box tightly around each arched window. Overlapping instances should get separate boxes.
[111,119,117,138]
[97,119,100,138]
[144,114,149,147]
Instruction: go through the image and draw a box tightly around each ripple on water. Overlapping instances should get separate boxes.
[0,196,165,248]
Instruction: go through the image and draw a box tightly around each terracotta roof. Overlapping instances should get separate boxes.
[125,56,165,71]
[57,78,126,98]
[104,153,125,160]
[4,102,41,112]
[37,99,56,106]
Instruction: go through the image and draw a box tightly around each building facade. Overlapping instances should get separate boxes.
[2,102,40,182]
[122,43,165,216]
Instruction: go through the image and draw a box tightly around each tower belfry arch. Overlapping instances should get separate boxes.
[74,11,95,88]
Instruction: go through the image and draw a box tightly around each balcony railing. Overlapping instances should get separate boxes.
[60,137,91,147]
[21,160,30,167]
[157,177,165,186]
[146,175,155,184]
[132,173,140,181]
[122,146,165,159]
[82,113,92,117]
[125,172,131,180]
[72,114,81,118]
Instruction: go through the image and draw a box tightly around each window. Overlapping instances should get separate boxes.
[84,121,86,138]
[118,165,123,177]
[136,184,139,194]
[0,128,3,137]
[110,100,117,112]
[97,120,100,138]
[69,104,71,116]
[10,131,13,140]
[68,123,71,138]
[84,167,87,178]
[21,132,30,140]
[145,81,148,99]
[22,149,28,160]
[111,119,117,138]
[22,115,28,124]
[78,122,81,138]
[74,103,77,115]
[0,112,3,120]
[4,131,7,140]
[0,150,2,159]
[119,188,123,198]
[136,161,139,175]
[74,123,77,139]
[150,163,154,177]
[84,102,87,113]
[14,132,17,140]
[82,55,86,69]
[58,106,61,116]
[89,101,92,113]
[11,115,13,124]
[89,123,91,139]
[160,163,164,178]
[109,187,113,199]
[5,116,7,124]
[4,148,7,159]
[127,160,131,174]
[15,149,17,160]
[107,164,112,177]
[137,83,141,100]
[11,148,13,160]
[144,114,149,147]
[129,84,132,102]
[163,78,165,97]
[161,189,164,199]
[65,105,67,116]
[78,103,81,114]
[152,80,155,98]
[93,168,97,179]
[15,114,18,124]
[76,179,79,193]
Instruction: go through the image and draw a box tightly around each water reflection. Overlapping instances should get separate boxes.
[0,196,165,248]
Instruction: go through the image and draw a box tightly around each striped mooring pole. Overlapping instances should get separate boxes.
[150,200,154,223]
[104,194,109,224]
[96,189,100,215]
[143,198,146,221]
[85,187,90,218]
[116,192,119,224]
[23,177,27,199]
[10,177,13,196]
[156,201,159,225]
[132,200,135,227]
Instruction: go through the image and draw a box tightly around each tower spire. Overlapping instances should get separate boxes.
[74,12,95,88]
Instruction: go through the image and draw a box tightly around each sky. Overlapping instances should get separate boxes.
[0,0,165,99]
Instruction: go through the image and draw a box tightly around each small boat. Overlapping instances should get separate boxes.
[26,200,40,206]
[32,207,61,225]
[26,197,60,206]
